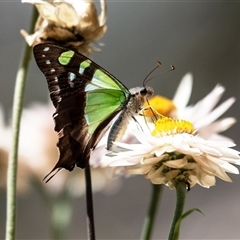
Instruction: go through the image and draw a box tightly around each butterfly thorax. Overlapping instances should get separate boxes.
[107,86,154,150]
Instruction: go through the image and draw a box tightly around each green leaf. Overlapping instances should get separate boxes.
[172,208,204,240]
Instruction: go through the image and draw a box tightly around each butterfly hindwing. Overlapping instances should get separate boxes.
[33,43,130,175]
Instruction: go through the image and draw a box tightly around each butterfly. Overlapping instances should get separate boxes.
[33,43,154,180]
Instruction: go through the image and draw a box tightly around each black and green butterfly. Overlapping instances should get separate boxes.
[33,43,154,179]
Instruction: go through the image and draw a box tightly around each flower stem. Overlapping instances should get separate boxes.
[84,163,95,240]
[32,178,73,240]
[168,181,186,240]
[5,7,38,240]
[51,193,73,240]
[140,184,163,240]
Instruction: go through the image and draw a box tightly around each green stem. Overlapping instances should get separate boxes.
[140,184,163,240]
[50,193,73,240]
[84,163,95,240]
[168,181,186,240]
[5,7,38,240]
[32,178,73,240]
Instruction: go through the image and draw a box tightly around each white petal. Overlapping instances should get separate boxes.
[141,155,166,165]
[206,140,236,148]
[54,3,79,27]
[193,155,218,173]
[154,145,176,156]
[98,0,107,26]
[22,0,45,3]
[150,177,165,184]
[112,141,151,152]
[34,2,60,22]
[207,133,234,142]
[186,84,225,123]
[146,165,164,179]
[207,117,236,133]
[213,166,233,182]
[132,130,167,148]
[194,97,236,129]
[196,144,222,157]
[107,157,141,167]
[173,73,193,112]
[163,158,188,168]
[128,165,152,175]
[206,155,239,174]
[198,117,236,139]
[219,162,239,174]
[170,136,201,154]
[198,174,216,187]
[217,147,240,162]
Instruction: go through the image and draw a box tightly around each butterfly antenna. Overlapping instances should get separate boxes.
[143,63,175,117]
[143,61,162,87]
[144,64,175,86]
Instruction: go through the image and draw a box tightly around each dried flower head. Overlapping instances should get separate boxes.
[102,116,240,189]
[21,0,107,56]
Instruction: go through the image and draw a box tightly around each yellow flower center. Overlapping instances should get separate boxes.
[152,117,195,137]
[144,95,176,117]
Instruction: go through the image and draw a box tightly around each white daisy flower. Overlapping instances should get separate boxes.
[0,102,120,196]
[0,105,31,193]
[145,73,236,141]
[21,0,107,56]
[102,117,240,189]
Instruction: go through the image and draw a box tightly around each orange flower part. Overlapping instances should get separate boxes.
[144,95,176,117]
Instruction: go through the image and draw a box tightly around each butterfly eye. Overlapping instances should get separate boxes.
[140,87,148,96]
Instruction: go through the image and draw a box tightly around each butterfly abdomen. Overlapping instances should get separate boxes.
[107,107,131,150]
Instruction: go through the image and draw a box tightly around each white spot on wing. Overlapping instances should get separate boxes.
[43,47,50,51]
[69,72,76,81]
[79,66,84,74]
[46,60,50,64]
[68,72,76,88]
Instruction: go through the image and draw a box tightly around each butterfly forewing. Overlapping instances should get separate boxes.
[33,43,130,177]
[34,45,90,107]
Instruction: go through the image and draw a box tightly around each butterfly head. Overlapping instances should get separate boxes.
[140,86,154,98]
[129,86,154,99]
[129,86,154,114]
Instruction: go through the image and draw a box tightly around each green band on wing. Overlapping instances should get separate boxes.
[58,50,74,65]
[79,60,91,74]
[85,89,126,134]
[93,69,123,89]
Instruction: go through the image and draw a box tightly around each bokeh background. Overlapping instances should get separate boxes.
[1,1,240,239]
